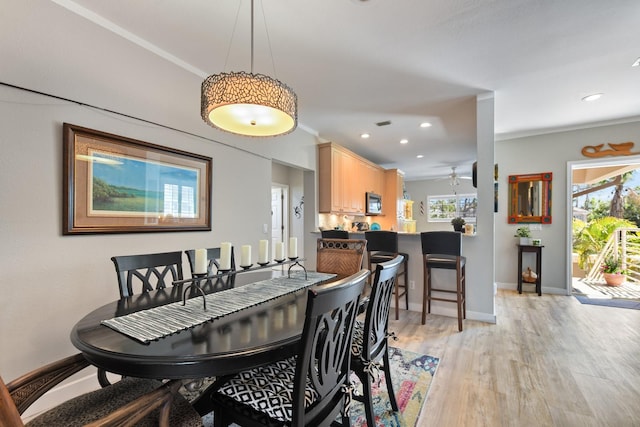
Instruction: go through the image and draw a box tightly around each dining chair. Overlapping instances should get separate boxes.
[185,247,236,292]
[364,230,409,320]
[316,238,367,276]
[420,231,466,331]
[108,250,185,388]
[210,269,369,427]
[0,353,202,427]
[320,229,349,239]
[350,255,403,427]
[111,251,184,299]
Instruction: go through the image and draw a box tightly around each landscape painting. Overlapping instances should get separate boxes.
[64,123,212,234]
[89,152,199,217]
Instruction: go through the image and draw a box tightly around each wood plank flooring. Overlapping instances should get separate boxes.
[389,289,640,427]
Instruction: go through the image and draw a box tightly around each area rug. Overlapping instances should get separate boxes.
[575,295,640,310]
[198,346,439,427]
[349,346,439,427]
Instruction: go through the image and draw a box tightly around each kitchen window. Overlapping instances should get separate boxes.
[427,193,477,223]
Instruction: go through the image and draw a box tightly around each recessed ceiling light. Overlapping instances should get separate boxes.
[582,93,603,102]
[416,154,424,159]
[400,139,408,144]
[420,122,432,128]
[360,133,370,139]
[633,57,640,67]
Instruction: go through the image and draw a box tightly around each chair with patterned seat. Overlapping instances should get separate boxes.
[350,254,403,427]
[210,269,369,427]
[0,353,202,427]
[316,238,367,277]
[364,231,409,320]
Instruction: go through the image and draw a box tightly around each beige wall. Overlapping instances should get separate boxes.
[0,84,317,397]
[495,120,640,293]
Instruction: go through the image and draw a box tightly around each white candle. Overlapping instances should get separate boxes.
[194,248,207,274]
[220,242,232,270]
[258,240,269,264]
[275,242,284,261]
[241,244,252,267]
[288,237,298,258]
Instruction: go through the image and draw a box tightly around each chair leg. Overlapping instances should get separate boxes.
[457,263,463,332]
[403,260,409,310]
[394,277,400,320]
[361,368,377,427]
[422,262,428,325]
[382,348,398,412]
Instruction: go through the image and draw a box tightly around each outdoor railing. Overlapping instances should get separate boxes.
[585,227,640,284]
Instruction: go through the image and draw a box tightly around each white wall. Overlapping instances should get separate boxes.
[405,179,477,232]
[495,120,640,294]
[0,84,318,388]
[402,94,496,324]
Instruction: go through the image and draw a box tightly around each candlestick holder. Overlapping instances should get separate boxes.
[182,273,207,311]
[257,261,270,267]
[287,258,307,280]
[240,264,253,270]
[274,258,285,264]
[218,268,232,274]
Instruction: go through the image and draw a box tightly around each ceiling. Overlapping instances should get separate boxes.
[2,0,639,181]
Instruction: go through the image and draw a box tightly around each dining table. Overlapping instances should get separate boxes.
[70,266,339,382]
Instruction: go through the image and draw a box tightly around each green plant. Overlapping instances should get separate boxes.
[451,217,465,227]
[514,227,531,238]
[602,256,626,275]
[572,216,636,269]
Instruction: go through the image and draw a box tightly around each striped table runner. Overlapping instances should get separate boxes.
[102,271,335,343]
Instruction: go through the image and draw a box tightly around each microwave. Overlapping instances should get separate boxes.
[365,192,382,215]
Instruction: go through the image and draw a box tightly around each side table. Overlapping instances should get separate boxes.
[517,244,544,296]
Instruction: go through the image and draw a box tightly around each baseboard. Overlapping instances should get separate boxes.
[398,301,496,324]
[497,281,570,295]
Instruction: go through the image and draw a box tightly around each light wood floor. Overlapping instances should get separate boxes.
[389,289,640,427]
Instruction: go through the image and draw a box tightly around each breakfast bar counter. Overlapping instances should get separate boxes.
[312,230,474,317]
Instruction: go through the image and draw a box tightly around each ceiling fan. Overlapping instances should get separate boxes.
[439,167,472,187]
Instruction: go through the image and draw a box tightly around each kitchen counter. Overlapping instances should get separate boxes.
[310,230,473,318]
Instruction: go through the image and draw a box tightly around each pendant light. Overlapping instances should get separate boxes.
[201,0,297,137]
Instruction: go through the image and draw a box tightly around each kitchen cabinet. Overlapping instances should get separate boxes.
[318,142,384,214]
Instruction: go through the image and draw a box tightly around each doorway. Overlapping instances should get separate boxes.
[567,156,640,295]
[271,184,289,254]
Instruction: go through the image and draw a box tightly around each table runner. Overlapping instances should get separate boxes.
[101,271,335,343]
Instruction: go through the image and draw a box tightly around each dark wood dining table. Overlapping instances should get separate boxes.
[70,268,338,381]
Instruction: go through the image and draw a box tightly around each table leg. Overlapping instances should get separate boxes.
[517,247,523,294]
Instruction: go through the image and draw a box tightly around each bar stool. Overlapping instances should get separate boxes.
[364,230,409,320]
[420,231,466,331]
[321,229,349,239]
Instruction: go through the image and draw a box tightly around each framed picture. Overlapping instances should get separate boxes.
[63,123,212,234]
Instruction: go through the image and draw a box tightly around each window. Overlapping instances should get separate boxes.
[428,193,477,223]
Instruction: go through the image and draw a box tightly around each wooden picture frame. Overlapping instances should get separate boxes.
[63,123,212,234]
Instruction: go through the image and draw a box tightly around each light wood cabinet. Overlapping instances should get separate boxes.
[318,142,384,214]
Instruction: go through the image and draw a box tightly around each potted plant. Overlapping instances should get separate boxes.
[514,226,532,245]
[451,217,465,232]
[602,256,626,286]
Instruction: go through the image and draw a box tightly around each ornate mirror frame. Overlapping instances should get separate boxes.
[508,172,552,224]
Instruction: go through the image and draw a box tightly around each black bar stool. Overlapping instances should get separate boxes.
[364,230,409,320]
[320,229,349,239]
[420,231,466,331]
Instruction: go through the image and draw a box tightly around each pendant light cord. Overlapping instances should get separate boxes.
[250,0,254,73]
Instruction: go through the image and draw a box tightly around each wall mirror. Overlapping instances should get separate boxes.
[508,172,552,224]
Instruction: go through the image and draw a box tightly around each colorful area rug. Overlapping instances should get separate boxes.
[197,346,439,427]
[349,346,439,427]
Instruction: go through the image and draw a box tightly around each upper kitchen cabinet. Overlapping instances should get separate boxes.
[318,142,384,214]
